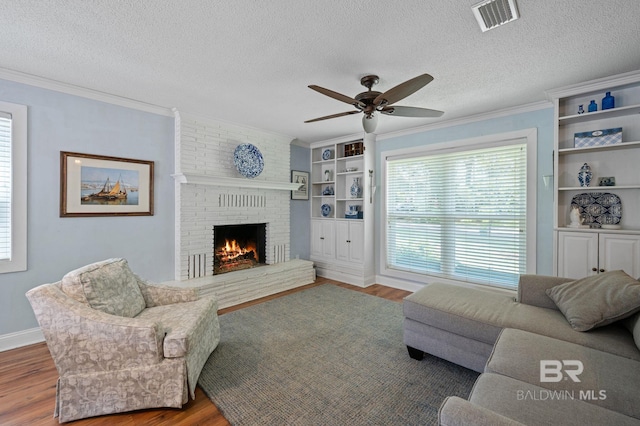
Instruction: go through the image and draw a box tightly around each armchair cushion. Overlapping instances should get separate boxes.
[61,258,146,318]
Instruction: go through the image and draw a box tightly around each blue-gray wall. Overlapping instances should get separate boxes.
[0,79,175,336]
[290,144,310,260]
[375,107,556,279]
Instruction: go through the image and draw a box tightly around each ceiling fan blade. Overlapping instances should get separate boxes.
[308,85,365,108]
[373,73,434,106]
[304,110,361,123]
[380,105,444,118]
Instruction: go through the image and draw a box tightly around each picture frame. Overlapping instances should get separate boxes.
[60,151,154,217]
[291,170,309,200]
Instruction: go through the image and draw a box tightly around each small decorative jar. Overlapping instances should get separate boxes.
[350,177,362,198]
[577,105,584,114]
[602,91,615,110]
[324,169,332,182]
[588,100,597,112]
[578,163,592,187]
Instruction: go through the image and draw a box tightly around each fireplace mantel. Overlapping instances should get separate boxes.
[172,172,302,191]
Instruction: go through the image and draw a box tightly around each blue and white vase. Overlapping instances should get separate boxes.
[578,163,592,187]
[350,177,362,198]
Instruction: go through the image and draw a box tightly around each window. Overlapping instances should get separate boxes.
[383,130,536,289]
[0,101,27,273]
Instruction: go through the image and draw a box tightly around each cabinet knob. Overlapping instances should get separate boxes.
[592,267,597,272]
[599,269,605,273]
[346,240,351,243]
[320,237,324,240]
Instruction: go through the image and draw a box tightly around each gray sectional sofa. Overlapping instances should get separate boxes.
[403,272,640,426]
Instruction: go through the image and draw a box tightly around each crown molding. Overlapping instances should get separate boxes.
[0,67,173,117]
[546,69,640,100]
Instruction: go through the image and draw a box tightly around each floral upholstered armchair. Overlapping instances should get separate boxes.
[26,258,220,423]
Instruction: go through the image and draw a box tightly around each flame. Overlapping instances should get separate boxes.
[218,239,255,261]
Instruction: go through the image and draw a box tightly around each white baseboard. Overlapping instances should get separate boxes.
[0,327,44,352]
[374,275,424,293]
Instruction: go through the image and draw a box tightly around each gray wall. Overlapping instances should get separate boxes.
[0,79,175,336]
[289,144,310,260]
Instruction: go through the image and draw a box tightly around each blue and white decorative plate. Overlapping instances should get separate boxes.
[571,192,621,227]
[234,143,264,178]
[321,203,332,217]
[322,149,333,160]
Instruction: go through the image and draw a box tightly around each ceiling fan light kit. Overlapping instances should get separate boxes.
[305,73,443,133]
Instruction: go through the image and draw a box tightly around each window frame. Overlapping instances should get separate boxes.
[380,128,537,290]
[0,100,27,273]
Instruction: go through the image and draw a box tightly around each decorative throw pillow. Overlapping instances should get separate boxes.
[546,270,640,331]
[61,258,146,318]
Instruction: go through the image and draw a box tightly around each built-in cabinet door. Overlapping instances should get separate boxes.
[311,219,335,259]
[347,221,364,263]
[557,231,598,279]
[335,220,350,261]
[335,220,364,263]
[599,233,640,278]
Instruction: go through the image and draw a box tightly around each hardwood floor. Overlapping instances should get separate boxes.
[0,278,411,425]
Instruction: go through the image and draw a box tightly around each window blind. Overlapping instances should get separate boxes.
[386,142,527,289]
[0,113,11,260]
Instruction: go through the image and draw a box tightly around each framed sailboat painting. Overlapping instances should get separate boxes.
[60,152,154,217]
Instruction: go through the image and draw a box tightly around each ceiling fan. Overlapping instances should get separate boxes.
[305,73,444,133]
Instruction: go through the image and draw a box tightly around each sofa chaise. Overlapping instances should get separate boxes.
[403,271,640,426]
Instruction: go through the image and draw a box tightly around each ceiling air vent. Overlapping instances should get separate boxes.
[472,0,520,32]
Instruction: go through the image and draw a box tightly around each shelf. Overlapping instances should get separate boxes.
[559,104,640,125]
[336,171,363,176]
[558,185,640,191]
[337,198,364,201]
[172,173,301,191]
[313,195,335,198]
[558,140,640,155]
[312,159,334,165]
[556,227,640,235]
[336,154,364,162]
[312,181,335,185]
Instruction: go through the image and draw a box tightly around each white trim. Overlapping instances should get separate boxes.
[0,327,44,352]
[375,273,517,296]
[379,128,538,289]
[0,67,173,117]
[172,172,301,191]
[0,101,27,273]
[546,70,640,100]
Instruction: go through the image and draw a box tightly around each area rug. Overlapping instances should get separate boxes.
[198,284,479,425]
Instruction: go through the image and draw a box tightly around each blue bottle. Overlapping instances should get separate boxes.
[602,92,615,110]
[588,100,597,112]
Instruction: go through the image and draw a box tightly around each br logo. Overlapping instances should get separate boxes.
[540,360,584,383]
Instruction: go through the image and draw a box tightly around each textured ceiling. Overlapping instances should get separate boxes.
[0,0,639,143]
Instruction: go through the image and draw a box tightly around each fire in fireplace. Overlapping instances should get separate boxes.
[213,223,266,274]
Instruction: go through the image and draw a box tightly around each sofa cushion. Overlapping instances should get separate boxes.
[468,373,640,426]
[61,258,146,318]
[404,283,640,361]
[546,270,640,331]
[486,328,640,420]
[623,311,640,351]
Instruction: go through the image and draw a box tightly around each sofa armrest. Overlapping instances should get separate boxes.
[516,274,573,310]
[136,277,200,307]
[26,283,164,376]
[439,397,526,426]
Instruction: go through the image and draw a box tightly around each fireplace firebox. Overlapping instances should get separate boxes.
[213,223,266,274]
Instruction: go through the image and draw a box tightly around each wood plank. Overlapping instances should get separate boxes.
[0,278,411,425]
